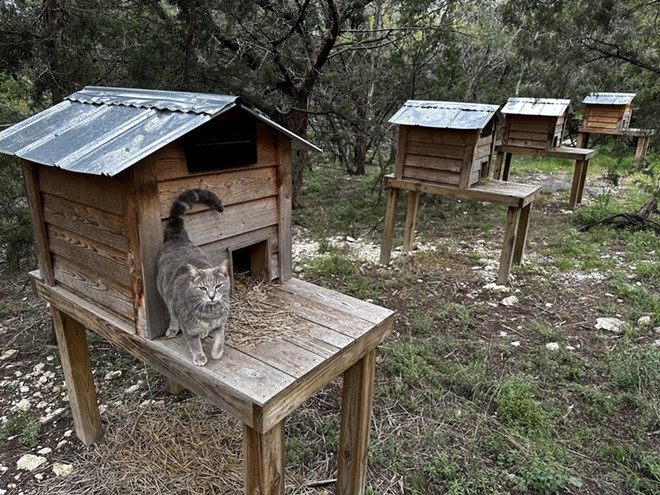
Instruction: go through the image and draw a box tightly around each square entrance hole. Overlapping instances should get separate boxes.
[229,239,271,289]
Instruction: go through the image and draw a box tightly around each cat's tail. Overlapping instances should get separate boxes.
[163,189,224,242]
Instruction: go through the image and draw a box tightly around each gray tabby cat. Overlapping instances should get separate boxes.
[157,189,230,366]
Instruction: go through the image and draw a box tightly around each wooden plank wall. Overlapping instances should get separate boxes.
[504,115,557,150]
[469,133,494,186]
[153,121,282,280]
[583,105,627,130]
[401,127,468,186]
[37,165,135,326]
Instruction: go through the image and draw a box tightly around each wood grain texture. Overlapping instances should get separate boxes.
[336,350,376,495]
[43,193,128,251]
[243,421,285,495]
[39,165,124,214]
[403,190,419,252]
[497,206,521,285]
[277,135,292,281]
[380,182,399,265]
[21,161,54,284]
[50,307,103,445]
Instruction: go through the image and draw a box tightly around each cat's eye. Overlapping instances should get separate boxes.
[199,286,208,292]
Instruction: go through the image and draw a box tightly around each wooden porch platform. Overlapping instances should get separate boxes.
[380,175,541,285]
[493,144,597,209]
[30,271,394,494]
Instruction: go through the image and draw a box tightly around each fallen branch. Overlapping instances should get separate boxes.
[580,198,660,232]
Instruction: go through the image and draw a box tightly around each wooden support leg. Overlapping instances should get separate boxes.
[380,187,400,265]
[570,159,588,209]
[244,421,285,495]
[513,203,533,265]
[577,159,590,204]
[576,131,589,149]
[497,207,521,285]
[501,153,513,181]
[402,190,420,252]
[493,152,504,179]
[337,350,376,495]
[164,377,186,395]
[51,308,103,445]
[635,136,650,167]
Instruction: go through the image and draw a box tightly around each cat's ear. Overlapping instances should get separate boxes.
[187,264,203,281]
[216,259,230,277]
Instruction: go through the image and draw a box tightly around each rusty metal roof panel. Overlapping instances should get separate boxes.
[0,86,320,176]
[501,97,572,117]
[389,100,501,130]
[582,92,636,105]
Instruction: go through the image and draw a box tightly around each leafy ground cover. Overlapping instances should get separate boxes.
[0,155,659,494]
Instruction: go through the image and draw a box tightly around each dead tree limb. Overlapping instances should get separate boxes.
[580,198,660,232]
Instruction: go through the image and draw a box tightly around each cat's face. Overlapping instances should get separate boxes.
[187,260,230,306]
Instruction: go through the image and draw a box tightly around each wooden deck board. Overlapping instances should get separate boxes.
[496,144,596,161]
[385,174,540,208]
[30,272,394,433]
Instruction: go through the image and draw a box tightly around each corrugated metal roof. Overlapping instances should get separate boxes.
[582,92,636,105]
[0,86,320,176]
[389,100,501,130]
[501,97,572,117]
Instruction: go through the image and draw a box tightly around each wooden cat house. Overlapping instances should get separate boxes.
[0,86,320,340]
[581,92,635,131]
[389,100,502,188]
[577,92,655,167]
[381,100,541,285]
[500,97,573,150]
[0,86,394,494]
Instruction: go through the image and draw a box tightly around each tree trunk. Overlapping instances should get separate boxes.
[280,101,310,209]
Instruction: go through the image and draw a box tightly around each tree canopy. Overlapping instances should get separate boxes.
[1,0,658,203]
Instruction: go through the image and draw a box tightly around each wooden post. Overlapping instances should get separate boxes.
[336,349,376,495]
[402,190,420,252]
[244,421,285,495]
[569,159,588,209]
[513,203,532,265]
[493,151,504,179]
[635,136,650,167]
[501,153,513,181]
[277,135,293,281]
[380,187,400,265]
[51,308,103,445]
[497,207,521,285]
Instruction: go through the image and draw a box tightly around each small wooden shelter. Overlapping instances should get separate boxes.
[577,91,655,167]
[500,97,573,150]
[0,86,394,495]
[0,86,320,340]
[389,100,502,188]
[381,100,541,285]
[581,92,635,131]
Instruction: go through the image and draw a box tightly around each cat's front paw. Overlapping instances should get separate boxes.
[193,353,208,366]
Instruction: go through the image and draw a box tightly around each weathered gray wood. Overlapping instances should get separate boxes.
[336,349,376,495]
[403,190,420,252]
[497,206,521,285]
[380,187,399,265]
[21,161,54,284]
[50,307,103,445]
[124,157,165,338]
[244,421,285,495]
[277,135,292,282]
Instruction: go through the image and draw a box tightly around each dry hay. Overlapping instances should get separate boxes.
[37,396,244,495]
[226,276,303,348]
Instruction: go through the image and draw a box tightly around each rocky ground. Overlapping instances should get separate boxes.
[0,169,658,494]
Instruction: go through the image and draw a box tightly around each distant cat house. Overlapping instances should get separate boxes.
[0,86,319,339]
[500,97,573,150]
[581,92,636,131]
[388,100,502,188]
